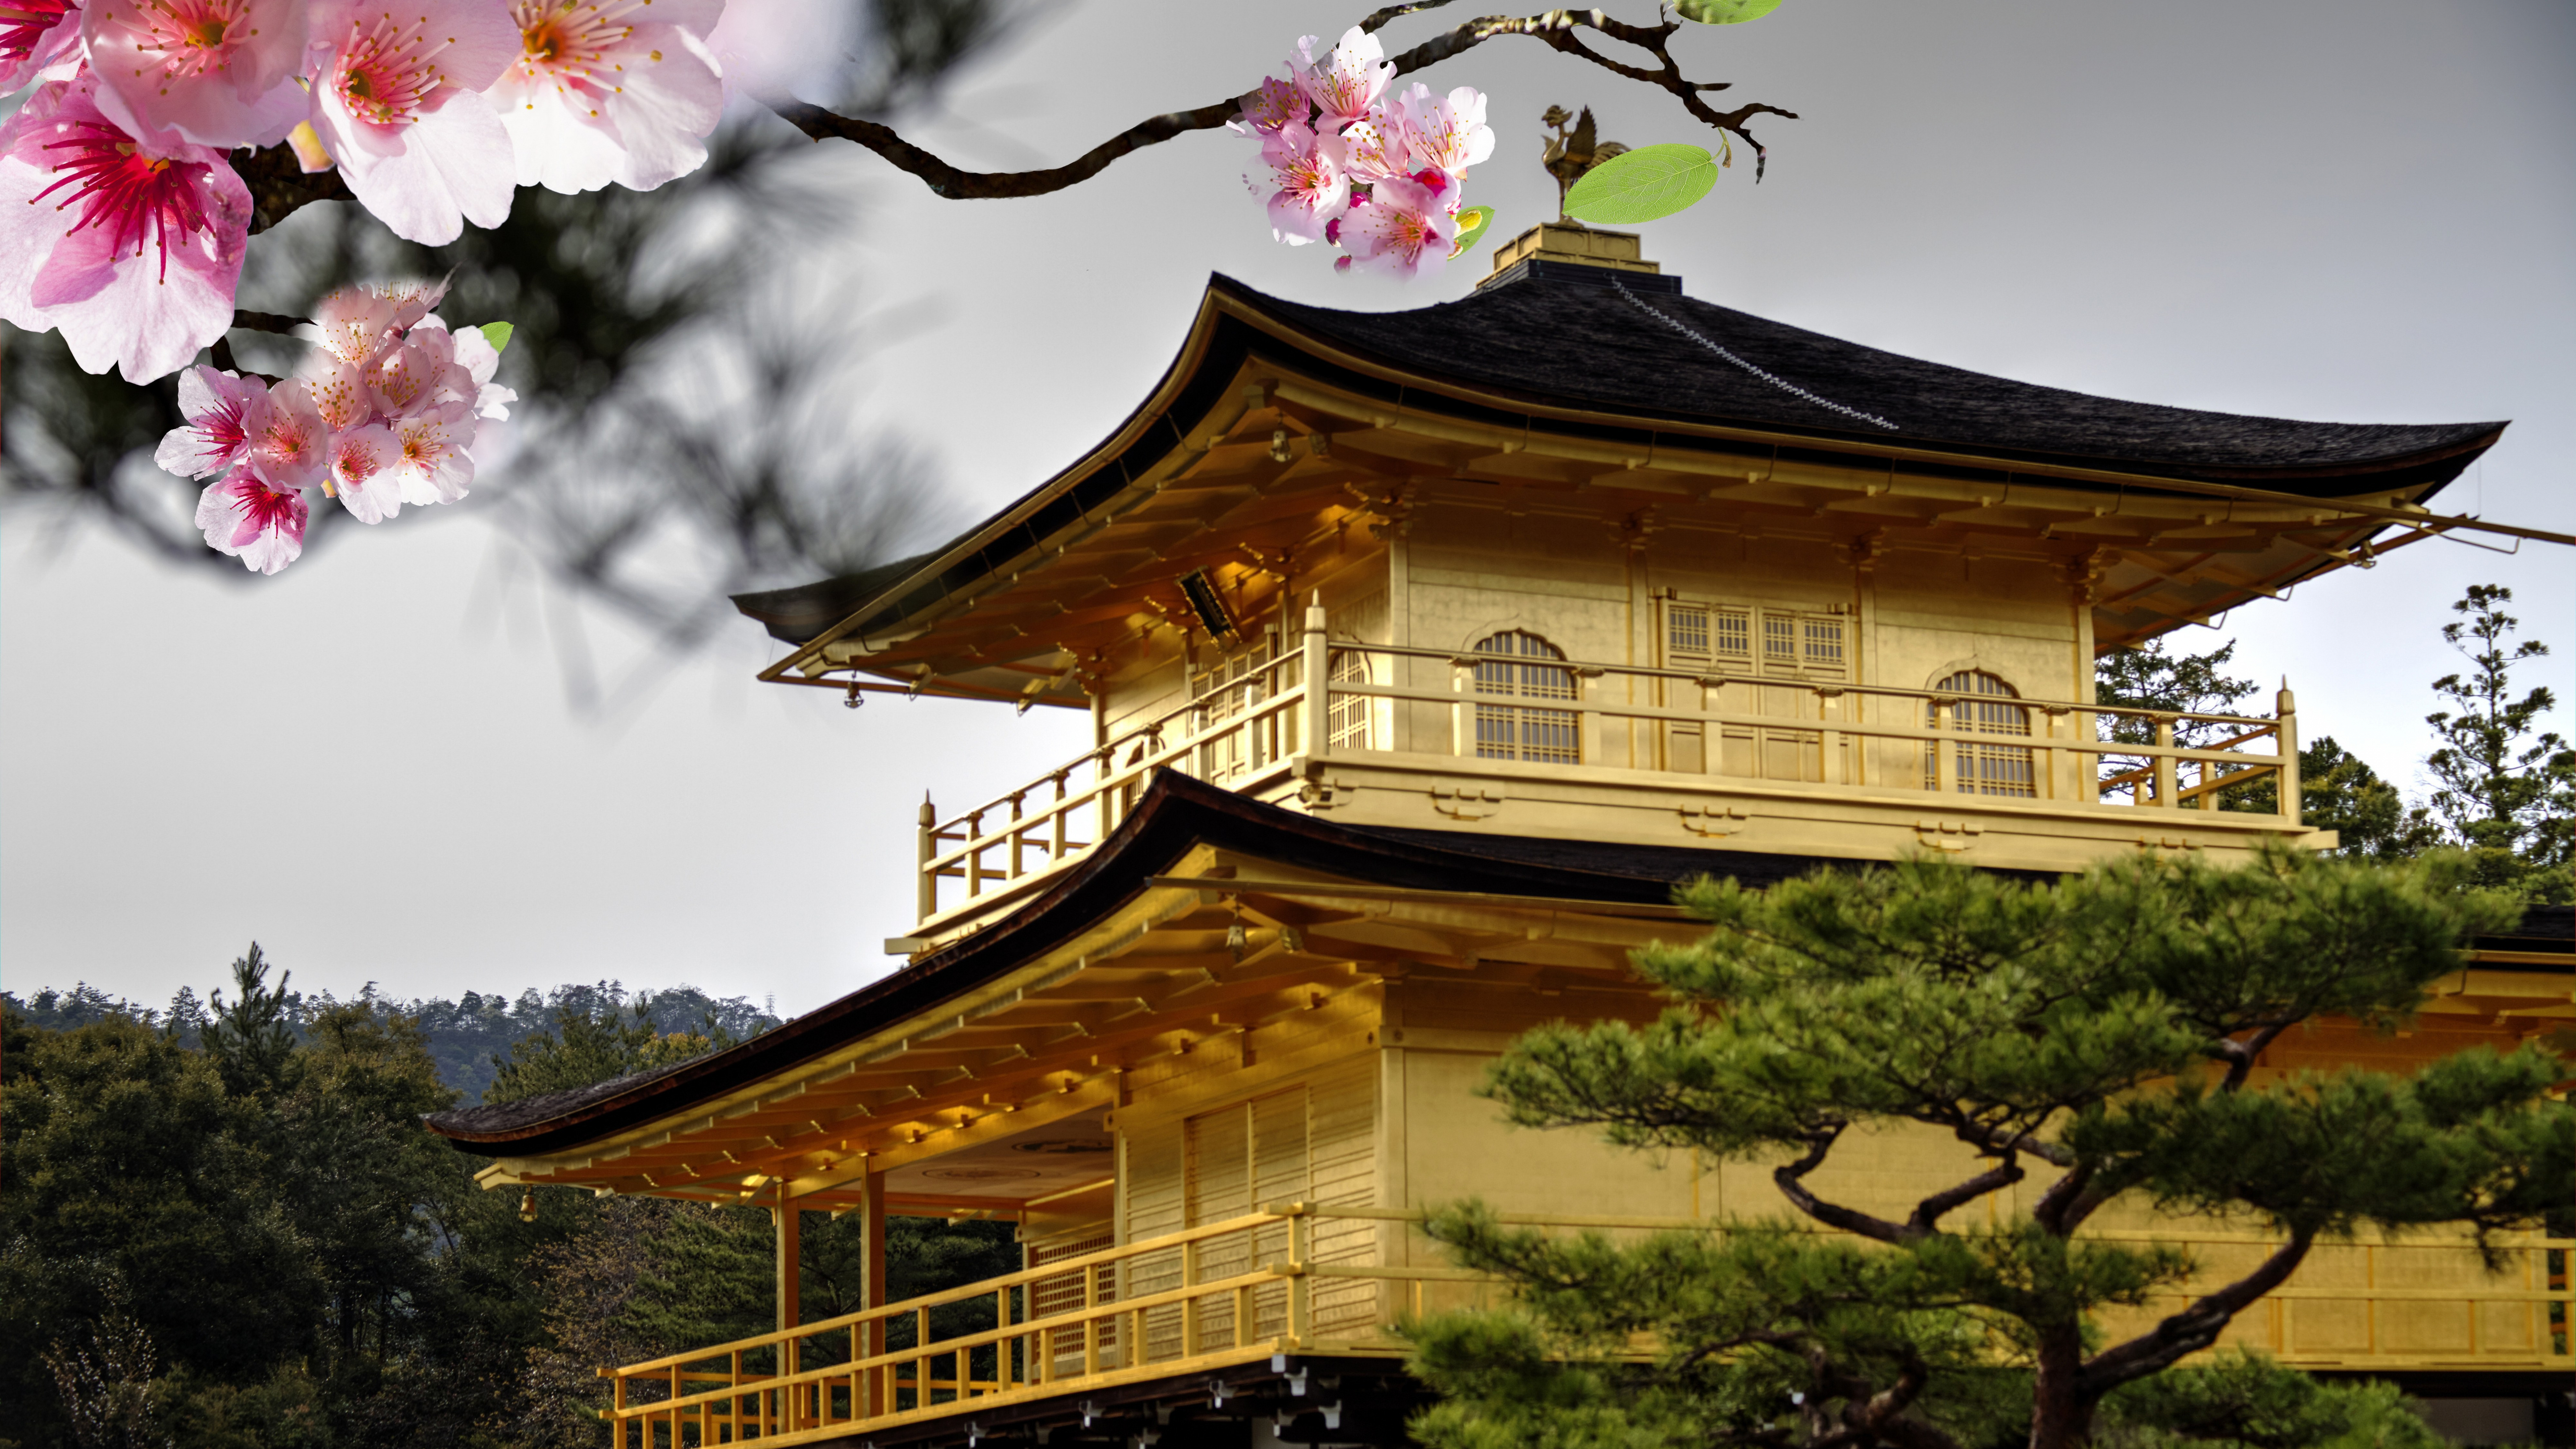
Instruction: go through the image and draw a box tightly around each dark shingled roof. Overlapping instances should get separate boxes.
[425,770,2569,1157]
[733,269,2504,647]
[1257,269,2504,482]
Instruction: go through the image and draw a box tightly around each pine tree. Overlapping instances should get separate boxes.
[2425,585,2575,902]
[1406,848,2569,1449]
[201,943,302,1097]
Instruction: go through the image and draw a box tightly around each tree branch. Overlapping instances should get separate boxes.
[233,142,353,233]
[2078,1228,2316,1396]
[1906,1154,2026,1237]
[2213,1020,2293,1092]
[773,5,1796,199]
[1772,1126,1915,1246]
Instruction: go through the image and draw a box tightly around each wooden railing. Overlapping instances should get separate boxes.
[599,1206,2573,1446]
[915,644,1313,922]
[910,604,2312,922]
[599,1208,1340,1448]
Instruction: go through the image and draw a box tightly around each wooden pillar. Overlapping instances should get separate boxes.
[773,1183,802,1333]
[862,1165,888,1336]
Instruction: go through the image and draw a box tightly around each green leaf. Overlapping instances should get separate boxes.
[1675,0,1782,21]
[1562,145,1720,226]
[477,321,514,353]
[1449,206,1496,258]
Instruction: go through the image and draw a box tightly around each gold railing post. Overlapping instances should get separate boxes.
[916,792,937,923]
[1701,678,1725,777]
[1452,661,1472,756]
[1302,594,1330,761]
[2152,716,2178,807]
[1181,1237,1201,1355]
[966,808,989,897]
[1083,1263,1103,1377]
[2275,683,2302,822]
[1576,669,1602,763]
[1934,700,1958,794]
[1289,1211,1312,1348]
[1818,687,1843,785]
[1005,791,1028,880]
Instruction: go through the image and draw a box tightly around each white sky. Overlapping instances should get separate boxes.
[5,0,2570,1020]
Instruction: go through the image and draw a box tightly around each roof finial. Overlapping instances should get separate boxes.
[1541,106,1630,219]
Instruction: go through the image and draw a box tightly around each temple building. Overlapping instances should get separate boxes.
[426,223,2572,1448]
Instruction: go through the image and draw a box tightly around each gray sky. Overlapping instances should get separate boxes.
[5,0,2570,1020]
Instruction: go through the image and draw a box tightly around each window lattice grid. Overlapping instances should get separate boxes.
[1473,631,1580,765]
[1326,649,1373,751]
[1667,604,1710,659]
[1925,670,2036,798]
[1762,615,1799,665]
[1803,618,1846,670]
[1713,609,1752,659]
[1191,636,1276,780]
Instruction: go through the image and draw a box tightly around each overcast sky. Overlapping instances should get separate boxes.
[5,0,2570,1021]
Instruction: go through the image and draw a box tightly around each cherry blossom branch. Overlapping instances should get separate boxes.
[775,4,1797,198]
[234,142,353,234]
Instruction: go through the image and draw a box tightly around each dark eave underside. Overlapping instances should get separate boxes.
[735,273,2502,649]
[426,771,2567,1158]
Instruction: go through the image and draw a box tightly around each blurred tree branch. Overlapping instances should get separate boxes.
[2,0,1012,672]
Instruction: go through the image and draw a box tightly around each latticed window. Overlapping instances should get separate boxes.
[1926,670,2035,797]
[1473,631,1579,764]
[1191,635,1276,780]
[1327,648,1373,750]
[1662,601,1846,779]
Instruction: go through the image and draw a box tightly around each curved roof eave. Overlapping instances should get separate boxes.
[735,273,2504,655]
[424,770,1893,1157]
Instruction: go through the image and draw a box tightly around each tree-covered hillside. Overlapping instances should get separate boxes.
[3,976,780,1103]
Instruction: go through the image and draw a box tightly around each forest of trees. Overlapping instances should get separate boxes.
[1,949,1016,1449]
[2,977,780,1105]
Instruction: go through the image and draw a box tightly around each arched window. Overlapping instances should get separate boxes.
[1926,670,2034,797]
[1473,631,1579,764]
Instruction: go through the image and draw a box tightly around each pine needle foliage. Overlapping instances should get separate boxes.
[1408,847,2568,1449]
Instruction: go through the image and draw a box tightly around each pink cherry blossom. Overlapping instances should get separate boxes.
[0,75,252,383]
[301,283,399,363]
[307,0,519,245]
[195,463,309,574]
[1337,101,1416,185]
[246,376,328,487]
[84,0,309,148]
[365,331,457,417]
[389,411,474,503]
[700,0,846,108]
[300,354,375,433]
[0,0,80,91]
[156,364,268,478]
[1248,118,1347,246]
[375,275,448,329]
[327,421,405,522]
[1292,27,1391,132]
[1227,74,1307,138]
[1400,82,1492,177]
[486,0,724,195]
[446,319,514,418]
[397,314,515,418]
[1337,174,1454,282]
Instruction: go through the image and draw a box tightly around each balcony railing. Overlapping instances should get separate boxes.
[913,606,2306,923]
[599,1206,2572,1447]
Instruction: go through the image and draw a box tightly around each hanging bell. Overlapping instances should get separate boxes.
[518,1188,537,1223]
